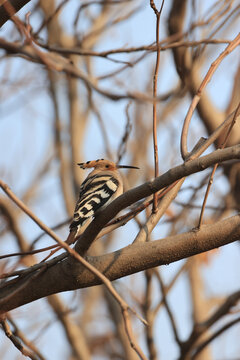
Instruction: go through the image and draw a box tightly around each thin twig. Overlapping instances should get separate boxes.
[0,179,66,246]
[122,306,148,360]
[144,268,158,360]
[192,317,240,359]
[117,101,132,163]
[0,244,59,260]
[181,32,240,160]
[7,314,46,360]
[181,289,240,356]
[34,0,70,36]
[0,253,66,281]
[157,272,182,347]
[30,218,70,248]
[39,39,232,58]
[0,318,40,360]
[73,0,128,29]
[153,261,189,317]
[197,101,240,228]
[186,106,240,162]
[150,0,165,212]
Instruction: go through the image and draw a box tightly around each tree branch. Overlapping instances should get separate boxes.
[0,0,31,28]
[0,213,239,313]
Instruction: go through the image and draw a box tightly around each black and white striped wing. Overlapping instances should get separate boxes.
[70,174,119,231]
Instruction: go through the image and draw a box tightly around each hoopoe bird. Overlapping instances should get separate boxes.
[66,159,139,245]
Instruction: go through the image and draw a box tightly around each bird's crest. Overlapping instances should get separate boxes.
[77,159,139,171]
[77,159,117,170]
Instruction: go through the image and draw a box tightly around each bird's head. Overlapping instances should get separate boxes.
[77,159,139,171]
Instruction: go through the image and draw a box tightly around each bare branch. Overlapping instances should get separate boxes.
[0,0,31,28]
[0,213,239,313]
[181,33,240,159]
[0,317,40,360]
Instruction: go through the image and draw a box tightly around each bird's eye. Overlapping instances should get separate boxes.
[105,165,109,168]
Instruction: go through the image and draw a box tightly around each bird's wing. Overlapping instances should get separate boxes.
[70,174,119,231]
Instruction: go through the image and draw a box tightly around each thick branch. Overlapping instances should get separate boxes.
[0,214,239,313]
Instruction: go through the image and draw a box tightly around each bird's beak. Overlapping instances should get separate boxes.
[117,164,139,169]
